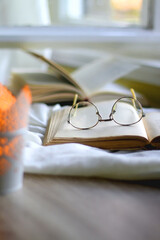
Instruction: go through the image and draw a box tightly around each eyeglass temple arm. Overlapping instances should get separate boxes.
[130,88,145,117]
[130,88,137,109]
[130,88,137,100]
[71,94,79,117]
[72,94,78,106]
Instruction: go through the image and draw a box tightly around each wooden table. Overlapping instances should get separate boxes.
[0,174,160,240]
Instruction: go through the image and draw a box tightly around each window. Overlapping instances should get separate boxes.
[48,0,149,28]
[0,0,151,28]
[0,0,159,48]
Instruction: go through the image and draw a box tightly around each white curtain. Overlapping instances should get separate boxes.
[0,0,51,84]
[0,0,50,26]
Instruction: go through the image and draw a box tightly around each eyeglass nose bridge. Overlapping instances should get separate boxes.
[96,111,113,122]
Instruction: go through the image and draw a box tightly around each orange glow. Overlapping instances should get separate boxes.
[0,83,16,111]
[111,0,143,11]
[0,85,32,132]
[0,84,31,176]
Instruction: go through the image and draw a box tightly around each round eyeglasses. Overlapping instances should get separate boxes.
[68,97,145,130]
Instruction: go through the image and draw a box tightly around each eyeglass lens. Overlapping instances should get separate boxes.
[69,101,99,129]
[112,97,143,125]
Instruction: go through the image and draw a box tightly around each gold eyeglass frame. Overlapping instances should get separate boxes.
[68,90,145,130]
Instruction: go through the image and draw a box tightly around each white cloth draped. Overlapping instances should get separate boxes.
[23,103,160,180]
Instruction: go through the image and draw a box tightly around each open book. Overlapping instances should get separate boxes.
[43,100,160,150]
[116,61,160,108]
[9,50,147,105]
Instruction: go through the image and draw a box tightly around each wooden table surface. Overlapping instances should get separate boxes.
[0,174,160,240]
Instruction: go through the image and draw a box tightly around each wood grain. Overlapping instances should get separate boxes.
[0,175,160,240]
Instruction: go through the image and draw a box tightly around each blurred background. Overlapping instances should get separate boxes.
[0,0,148,27]
[0,0,159,107]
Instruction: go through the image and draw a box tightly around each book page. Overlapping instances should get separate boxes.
[11,71,70,85]
[10,71,86,102]
[45,100,148,144]
[143,112,160,142]
[32,93,84,103]
[122,65,160,86]
[25,50,84,92]
[51,47,108,67]
[71,57,140,96]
